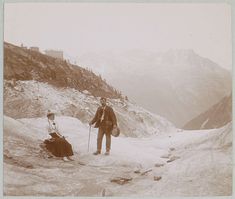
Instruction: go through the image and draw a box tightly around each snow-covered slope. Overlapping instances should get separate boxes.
[79,49,232,127]
[4,116,232,196]
[4,80,175,137]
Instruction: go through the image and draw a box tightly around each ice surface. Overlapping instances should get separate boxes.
[3,116,232,196]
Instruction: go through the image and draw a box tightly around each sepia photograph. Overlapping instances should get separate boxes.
[3,1,233,197]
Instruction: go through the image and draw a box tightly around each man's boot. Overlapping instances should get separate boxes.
[93,151,101,155]
[104,151,110,156]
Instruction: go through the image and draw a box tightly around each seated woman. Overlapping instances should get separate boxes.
[44,110,74,161]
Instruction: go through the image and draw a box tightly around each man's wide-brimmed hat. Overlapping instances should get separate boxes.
[47,110,55,117]
[100,97,107,101]
[111,126,120,137]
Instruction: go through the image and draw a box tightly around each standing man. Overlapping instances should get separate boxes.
[89,97,117,155]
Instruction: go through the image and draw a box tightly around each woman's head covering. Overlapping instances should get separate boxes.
[47,110,55,117]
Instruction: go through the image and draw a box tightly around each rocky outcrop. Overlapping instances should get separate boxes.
[4,42,121,99]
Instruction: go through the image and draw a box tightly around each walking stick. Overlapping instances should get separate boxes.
[88,125,91,152]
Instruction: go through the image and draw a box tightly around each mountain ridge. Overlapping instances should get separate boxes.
[4,42,122,99]
[183,93,232,130]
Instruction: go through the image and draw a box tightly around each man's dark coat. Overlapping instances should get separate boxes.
[90,105,117,131]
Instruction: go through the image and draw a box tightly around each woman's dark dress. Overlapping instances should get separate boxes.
[44,121,73,157]
[44,133,73,157]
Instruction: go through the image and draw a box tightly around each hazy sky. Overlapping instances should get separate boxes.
[4,2,232,69]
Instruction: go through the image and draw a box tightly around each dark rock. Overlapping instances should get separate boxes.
[155,163,165,167]
[110,176,133,185]
[154,176,162,181]
[140,169,152,176]
[134,169,141,174]
[161,154,170,159]
[167,156,180,163]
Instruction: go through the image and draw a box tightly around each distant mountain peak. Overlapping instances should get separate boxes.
[78,48,231,127]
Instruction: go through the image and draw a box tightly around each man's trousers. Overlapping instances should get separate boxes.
[97,127,111,152]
